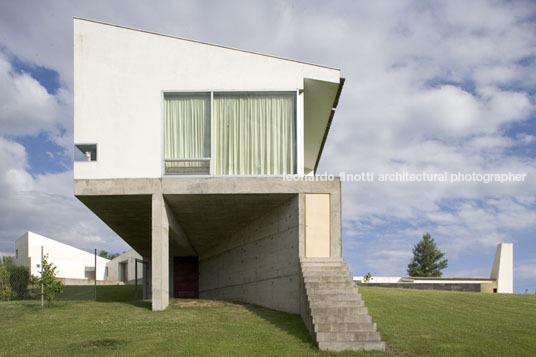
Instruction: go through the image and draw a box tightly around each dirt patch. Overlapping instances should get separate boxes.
[174,300,225,308]
[173,299,251,311]
[80,338,121,350]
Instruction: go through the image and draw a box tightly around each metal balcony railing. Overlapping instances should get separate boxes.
[164,158,210,175]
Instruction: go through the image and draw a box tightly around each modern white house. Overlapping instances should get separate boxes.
[354,243,514,294]
[15,231,109,280]
[105,249,144,285]
[73,18,384,351]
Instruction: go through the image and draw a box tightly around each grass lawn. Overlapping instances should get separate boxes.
[1,286,534,356]
[360,286,536,356]
[0,285,382,357]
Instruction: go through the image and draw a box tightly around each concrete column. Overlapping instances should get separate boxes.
[151,193,169,311]
[142,256,151,300]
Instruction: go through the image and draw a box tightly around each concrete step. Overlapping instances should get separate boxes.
[302,271,351,278]
[316,331,382,342]
[307,291,361,299]
[305,287,360,296]
[314,322,377,333]
[318,341,386,352]
[304,281,357,289]
[310,299,365,308]
[303,276,351,283]
[313,313,373,324]
[311,306,369,316]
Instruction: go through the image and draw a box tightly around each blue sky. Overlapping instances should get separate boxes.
[0,0,535,293]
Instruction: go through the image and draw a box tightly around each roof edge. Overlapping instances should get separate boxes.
[73,17,341,72]
[314,77,345,174]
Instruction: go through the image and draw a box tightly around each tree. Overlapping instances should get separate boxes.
[40,254,63,305]
[407,233,448,277]
[7,265,30,299]
[1,256,15,266]
[99,250,119,260]
[0,266,11,301]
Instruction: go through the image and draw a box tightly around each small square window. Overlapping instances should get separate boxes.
[75,144,97,161]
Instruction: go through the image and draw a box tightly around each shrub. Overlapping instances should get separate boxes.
[7,265,30,300]
[0,266,11,301]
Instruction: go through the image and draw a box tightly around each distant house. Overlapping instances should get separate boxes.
[355,243,514,294]
[15,231,109,280]
[105,249,144,285]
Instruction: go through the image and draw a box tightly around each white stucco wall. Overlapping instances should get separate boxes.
[73,18,340,180]
[105,249,143,284]
[490,243,513,294]
[15,232,109,280]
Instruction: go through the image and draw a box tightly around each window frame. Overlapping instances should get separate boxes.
[162,89,298,177]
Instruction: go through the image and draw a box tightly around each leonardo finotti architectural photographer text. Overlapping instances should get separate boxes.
[283,172,527,184]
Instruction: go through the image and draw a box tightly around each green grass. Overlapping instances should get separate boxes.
[360,286,536,356]
[0,286,380,357]
[1,286,534,356]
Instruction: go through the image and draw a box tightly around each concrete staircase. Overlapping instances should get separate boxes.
[300,258,385,352]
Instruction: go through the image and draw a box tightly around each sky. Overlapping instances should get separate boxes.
[0,0,535,293]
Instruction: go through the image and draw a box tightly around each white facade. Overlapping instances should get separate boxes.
[15,232,109,280]
[73,18,341,180]
[105,249,143,284]
[490,243,513,294]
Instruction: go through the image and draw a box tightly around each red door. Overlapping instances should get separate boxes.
[173,257,199,298]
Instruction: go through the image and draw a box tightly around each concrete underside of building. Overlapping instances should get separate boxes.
[75,177,385,351]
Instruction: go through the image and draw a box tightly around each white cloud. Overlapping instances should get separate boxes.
[0,1,534,286]
[515,259,536,280]
[0,136,129,256]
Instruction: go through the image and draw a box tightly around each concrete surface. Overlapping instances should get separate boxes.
[199,196,300,313]
[300,258,385,352]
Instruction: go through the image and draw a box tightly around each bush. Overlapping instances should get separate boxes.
[7,265,30,300]
[0,266,11,301]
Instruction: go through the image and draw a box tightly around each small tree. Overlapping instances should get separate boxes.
[40,254,63,305]
[407,233,448,277]
[7,265,30,300]
[99,250,109,258]
[0,266,11,301]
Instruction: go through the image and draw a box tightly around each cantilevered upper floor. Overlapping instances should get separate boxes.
[74,18,343,179]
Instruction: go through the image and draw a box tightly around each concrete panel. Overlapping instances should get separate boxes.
[199,196,300,313]
[305,194,331,258]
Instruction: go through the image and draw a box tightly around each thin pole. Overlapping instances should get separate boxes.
[94,249,97,301]
[135,259,138,300]
[41,246,44,309]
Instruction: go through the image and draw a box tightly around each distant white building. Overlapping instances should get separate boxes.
[15,231,109,280]
[354,243,514,294]
[105,249,144,284]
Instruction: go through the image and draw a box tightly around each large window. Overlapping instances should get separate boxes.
[164,91,296,176]
[164,93,211,174]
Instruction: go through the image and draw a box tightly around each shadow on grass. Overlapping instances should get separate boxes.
[239,302,316,347]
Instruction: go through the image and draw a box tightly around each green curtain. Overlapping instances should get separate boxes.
[164,94,210,159]
[213,93,295,175]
